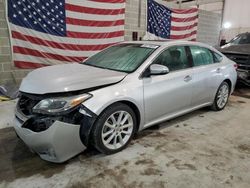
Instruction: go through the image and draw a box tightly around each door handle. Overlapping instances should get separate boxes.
[216,68,221,73]
[184,75,192,82]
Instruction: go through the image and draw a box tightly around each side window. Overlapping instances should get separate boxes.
[152,46,190,72]
[190,46,214,66]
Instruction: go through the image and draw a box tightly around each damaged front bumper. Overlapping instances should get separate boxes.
[14,94,97,163]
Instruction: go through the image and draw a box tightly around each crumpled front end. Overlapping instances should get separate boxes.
[14,93,96,163]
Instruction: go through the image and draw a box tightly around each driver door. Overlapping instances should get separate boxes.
[143,46,194,125]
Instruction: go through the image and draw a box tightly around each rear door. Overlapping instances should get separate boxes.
[143,46,194,124]
[188,46,224,106]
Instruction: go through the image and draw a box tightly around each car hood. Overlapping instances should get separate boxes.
[220,44,250,55]
[19,63,127,94]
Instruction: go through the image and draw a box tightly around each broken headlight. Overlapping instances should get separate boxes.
[33,94,92,114]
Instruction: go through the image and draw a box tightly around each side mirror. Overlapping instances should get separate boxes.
[150,64,169,75]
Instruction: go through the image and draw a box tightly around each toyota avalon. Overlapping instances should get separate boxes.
[14,40,237,162]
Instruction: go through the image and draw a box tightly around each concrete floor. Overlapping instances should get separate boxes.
[0,86,250,188]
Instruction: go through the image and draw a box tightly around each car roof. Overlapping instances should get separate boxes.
[122,40,212,48]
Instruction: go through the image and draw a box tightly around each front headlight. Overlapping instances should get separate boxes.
[33,93,92,114]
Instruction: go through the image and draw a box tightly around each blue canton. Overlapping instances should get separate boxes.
[8,0,66,36]
[147,0,172,39]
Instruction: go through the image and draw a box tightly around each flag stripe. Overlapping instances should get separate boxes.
[65,3,125,15]
[66,17,124,27]
[13,53,77,65]
[12,31,115,51]
[66,24,124,33]
[172,8,198,14]
[91,0,125,3]
[12,38,100,57]
[14,61,48,69]
[11,24,124,44]
[67,30,124,39]
[171,23,197,31]
[170,31,197,40]
[171,15,198,23]
[66,10,125,21]
[66,0,125,9]
[172,11,198,19]
[13,46,86,62]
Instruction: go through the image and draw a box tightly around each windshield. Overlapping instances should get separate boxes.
[83,44,158,73]
[228,34,250,45]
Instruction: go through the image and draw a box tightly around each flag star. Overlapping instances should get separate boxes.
[60,11,63,15]
[52,18,55,21]
[47,12,50,15]
[50,0,54,2]
[33,11,37,15]
[34,21,37,24]
[52,26,55,29]
[36,0,39,2]
[60,20,63,23]
[28,14,32,18]
[48,21,51,24]
[17,1,21,5]
[51,9,54,12]
[28,5,31,8]
[37,9,40,12]
[13,4,16,8]
[43,24,47,27]
[42,15,46,18]
[24,17,27,21]
[55,14,59,18]
[13,14,17,18]
[46,3,49,6]
[42,6,45,9]
[18,11,22,14]
[38,18,41,21]
[32,2,35,6]
[56,23,59,26]
[55,5,58,9]
[59,2,63,6]
[23,8,27,11]
[61,28,64,31]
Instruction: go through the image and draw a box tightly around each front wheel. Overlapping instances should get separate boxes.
[211,81,230,111]
[91,103,136,154]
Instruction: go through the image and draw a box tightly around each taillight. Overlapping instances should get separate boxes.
[234,63,238,69]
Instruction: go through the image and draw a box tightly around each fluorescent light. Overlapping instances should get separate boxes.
[223,22,232,29]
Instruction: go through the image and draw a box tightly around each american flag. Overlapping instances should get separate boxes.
[144,0,198,41]
[7,0,125,69]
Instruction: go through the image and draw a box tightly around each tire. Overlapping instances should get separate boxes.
[91,103,137,154]
[211,81,230,111]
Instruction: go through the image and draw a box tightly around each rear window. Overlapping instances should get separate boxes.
[212,51,223,63]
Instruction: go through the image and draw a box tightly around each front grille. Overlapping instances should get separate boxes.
[223,53,250,71]
[18,95,40,116]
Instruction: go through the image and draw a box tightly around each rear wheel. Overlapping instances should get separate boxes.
[92,103,136,154]
[211,81,230,111]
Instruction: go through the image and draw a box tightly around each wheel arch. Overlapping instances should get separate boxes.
[223,78,232,93]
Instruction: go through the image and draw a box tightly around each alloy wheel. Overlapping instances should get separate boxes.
[216,84,229,109]
[101,111,134,150]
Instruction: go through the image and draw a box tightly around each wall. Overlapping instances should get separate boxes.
[222,0,250,41]
[0,0,30,85]
[0,0,222,85]
[196,9,222,45]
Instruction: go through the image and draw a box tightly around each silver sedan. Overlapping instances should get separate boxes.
[14,40,237,162]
